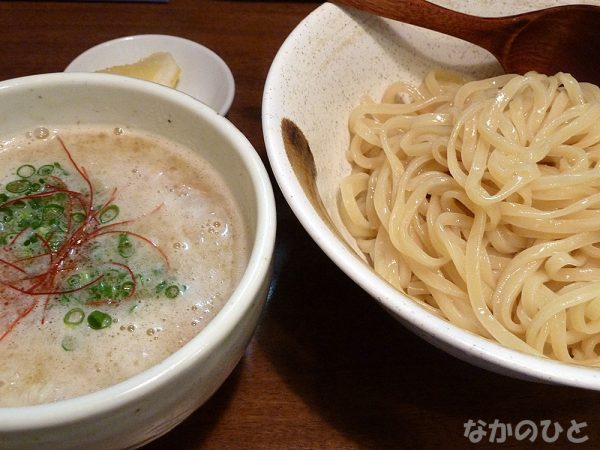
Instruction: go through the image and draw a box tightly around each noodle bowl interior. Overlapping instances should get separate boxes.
[339,70,600,366]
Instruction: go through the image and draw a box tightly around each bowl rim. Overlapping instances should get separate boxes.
[262,2,600,390]
[0,72,276,426]
[65,33,236,116]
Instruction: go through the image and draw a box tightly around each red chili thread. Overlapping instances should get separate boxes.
[0,136,170,340]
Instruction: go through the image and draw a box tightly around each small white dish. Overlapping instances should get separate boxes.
[65,34,235,115]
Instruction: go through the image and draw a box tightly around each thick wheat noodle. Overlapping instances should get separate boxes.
[339,69,600,366]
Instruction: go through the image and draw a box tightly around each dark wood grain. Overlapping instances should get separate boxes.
[2,1,600,449]
[334,0,600,84]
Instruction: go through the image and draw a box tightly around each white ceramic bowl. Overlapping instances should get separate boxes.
[0,73,275,449]
[262,1,600,389]
[65,34,235,115]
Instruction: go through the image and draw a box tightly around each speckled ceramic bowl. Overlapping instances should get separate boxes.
[263,0,600,389]
[0,73,276,449]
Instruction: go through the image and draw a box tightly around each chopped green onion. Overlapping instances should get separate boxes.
[121,281,134,297]
[48,232,66,251]
[99,204,119,223]
[66,274,81,288]
[6,179,30,193]
[165,285,180,298]
[92,279,116,299]
[16,164,35,178]
[29,198,43,210]
[135,274,145,286]
[61,335,77,351]
[23,233,38,246]
[88,310,112,330]
[64,307,85,325]
[37,164,55,176]
[155,280,167,294]
[0,208,13,223]
[71,212,85,223]
[16,211,33,228]
[0,193,8,203]
[118,233,134,258]
[43,204,64,221]
[28,182,41,193]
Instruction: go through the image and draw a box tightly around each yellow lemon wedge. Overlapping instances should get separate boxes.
[96,52,181,88]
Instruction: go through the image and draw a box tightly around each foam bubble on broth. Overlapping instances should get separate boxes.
[0,127,248,406]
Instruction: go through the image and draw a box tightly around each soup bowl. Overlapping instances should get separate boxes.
[262,0,600,390]
[0,73,275,448]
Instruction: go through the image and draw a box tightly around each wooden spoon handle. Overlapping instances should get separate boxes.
[335,0,528,58]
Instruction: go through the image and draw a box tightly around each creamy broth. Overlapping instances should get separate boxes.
[0,127,248,406]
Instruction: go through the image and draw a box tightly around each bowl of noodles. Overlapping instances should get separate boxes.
[263,0,600,388]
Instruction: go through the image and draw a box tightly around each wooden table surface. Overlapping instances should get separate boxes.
[2,1,600,449]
